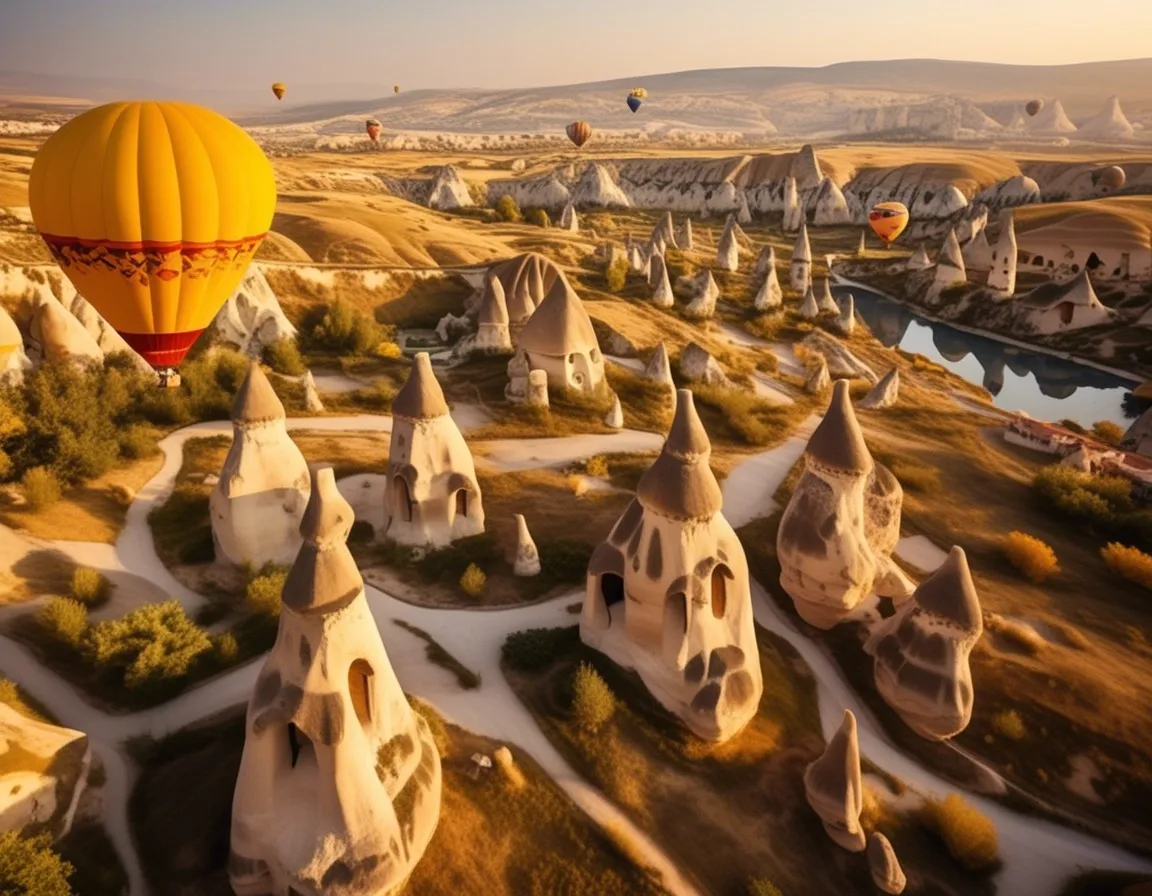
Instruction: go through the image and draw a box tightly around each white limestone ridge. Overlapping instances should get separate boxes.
[570,162,631,208]
[0,304,32,385]
[782,176,803,232]
[804,710,866,852]
[488,171,571,211]
[791,144,824,190]
[513,513,541,577]
[961,228,994,273]
[29,293,103,369]
[1077,96,1134,141]
[1028,99,1077,134]
[905,244,932,272]
[559,201,579,232]
[685,270,719,320]
[858,367,899,410]
[974,175,1041,211]
[650,253,675,308]
[987,213,1017,295]
[817,279,839,316]
[835,294,856,337]
[680,342,731,387]
[214,265,297,358]
[811,177,853,226]
[850,174,969,223]
[303,369,324,413]
[428,165,475,210]
[798,286,820,320]
[69,295,152,372]
[754,264,783,312]
[605,393,624,429]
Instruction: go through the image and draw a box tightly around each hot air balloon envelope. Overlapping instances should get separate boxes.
[629,87,648,99]
[271,82,286,100]
[566,121,592,148]
[627,95,642,113]
[394,85,400,94]
[868,201,910,246]
[366,119,382,141]
[1025,99,1043,117]
[29,101,276,374]
[1091,165,1125,190]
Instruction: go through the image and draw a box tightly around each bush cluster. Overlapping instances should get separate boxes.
[1033,466,1152,544]
[570,662,615,731]
[1101,542,1152,591]
[459,563,487,599]
[0,831,74,896]
[299,298,389,357]
[922,793,999,871]
[605,258,628,293]
[1002,531,1060,583]
[493,195,522,223]
[501,627,576,672]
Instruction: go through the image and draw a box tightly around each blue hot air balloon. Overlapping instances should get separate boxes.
[626,95,642,113]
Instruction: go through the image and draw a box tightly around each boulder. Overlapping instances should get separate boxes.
[716,216,740,272]
[680,342,731,387]
[906,244,932,272]
[302,369,324,413]
[436,312,472,344]
[643,343,676,392]
[804,709,866,852]
[685,271,719,320]
[801,332,878,382]
[858,367,899,410]
[604,393,624,429]
[213,265,297,358]
[805,358,831,394]
[835,294,857,337]
[512,513,541,576]
[754,264,783,312]
[868,833,907,894]
[798,287,820,320]
[650,254,675,308]
[0,703,89,839]
[428,165,474,210]
[592,320,637,358]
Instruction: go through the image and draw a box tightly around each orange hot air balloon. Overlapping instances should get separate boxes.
[868,201,909,246]
[271,82,286,100]
[393,84,400,95]
[29,101,277,383]
[566,121,592,148]
[366,118,382,141]
[0,307,24,373]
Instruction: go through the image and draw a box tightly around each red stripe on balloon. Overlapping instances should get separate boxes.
[118,330,205,369]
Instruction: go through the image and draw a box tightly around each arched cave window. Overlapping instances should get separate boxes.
[1059,302,1074,326]
[287,723,311,768]
[455,489,468,518]
[711,566,728,620]
[600,573,624,624]
[568,353,577,364]
[1086,252,1103,271]
[589,348,601,363]
[1032,256,1046,267]
[395,477,413,523]
[349,659,374,726]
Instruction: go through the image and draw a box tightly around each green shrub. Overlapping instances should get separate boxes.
[0,831,74,896]
[571,662,615,731]
[747,880,784,896]
[502,627,576,672]
[246,566,288,617]
[923,793,999,871]
[1091,420,1125,447]
[494,194,522,223]
[605,258,628,293]
[69,568,110,607]
[992,709,1026,741]
[524,207,551,228]
[459,563,487,599]
[1003,531,1060,583]
[1101,542,1152,591]
[301,299,387,357]
[1033,466,1136,533]
[38,597,88,649]
[22,466,61,511]
[213,632,239,664]
[538,539,593,585]
[584,455,610,478]
[85,600,212,693]
[262,338,305,376]
[117,424,156,460]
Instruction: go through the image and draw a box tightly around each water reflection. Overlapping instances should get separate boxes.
[839,287,1136,427]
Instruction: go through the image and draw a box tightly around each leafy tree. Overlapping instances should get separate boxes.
[494,195,522,223]
[85,600,212,692]
[0,831,74,896]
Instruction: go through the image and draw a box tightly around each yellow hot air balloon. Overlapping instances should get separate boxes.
[0,307,23,372]
[394,84,400,95]
[272,82,286,100]
[29,101,277,384]
[868,201,909,246]
[629,87,648,100]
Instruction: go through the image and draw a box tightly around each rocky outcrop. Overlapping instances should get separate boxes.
[591,320,636,358]
[792,144,823,190]
[868,833,907,894]
[303,370,324,413]
[580,390,763,742]
[29,295,103,368]
[1028,99,1077,134]
[214,266,298,358]
[816,279,839,316]
[652,211,677,250]
[858,367,899,410]
[428,165,474,210]
[754,245,775,278]
[571,162,631,208]
[512,513,541,576]
[848,168,969,223]
[1077,96,1135,141]
[490,252,564,335]
[906,244,931,272]
[474,276,512,352]
[559,202,579,232]
[987,213,1017,296]
[210,362,311,569]
[835,294,856,337]
[973,175,1040,212]
[517,276,605,393]
[1122,408,1152,457]
[0,305,31,385]
[650,253,675,308]
[811,177,853,226]
[680,342,731,387]
[798,286,820,320]
[962,228,994,273]
[487,171,571,211]
[605,393,624,429]
[754,264,783,312]
[804,709,866,852]
[1019,270,1113,333]
[677,217,694,250]
[791,222,812,293]
[777,380,914,628]
[801,332,877,383]
[865,546,983,741]
[69,295,151,372]
[643,343,675,393]
[716,216,740,272]
[230,465,441,896]
[0,703,89,839]
[783,177,803,232]
[933,228,966,290]
[685,271,719,320]
[805,358,830,394]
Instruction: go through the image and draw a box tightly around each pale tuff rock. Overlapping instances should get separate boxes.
[754,265,783,312]
[230,465,442,896]
[580,390,763,742]
[29,294,103,368]
[858,367,899,410]
[676,217,694,250]
[213,265,298,358]
[490,252,564,335]
[69,295,151,372]
[0,305,31,385]
[955,207,988,246]
[933,228,967,288]
[801,332,878,383]
[835,294,857,337]
[805,358,831,394]
[865,546,984,740]
[210,363,310,569]
[736,192,753,225]
[650,253,675,308]
[962,227,994,273]
[652,211,678,250]
[868,833,907,894]
[782,177,803,232]
[790,222,812,292]
[974,175,1041,211]
[1007,107,1028,131]
[643,342,676,391]
[855,230,867,257]
[906,244,932,272]
[435,312,471,344]
[716,216,741,272]
[817,279,839,316]
[811,177,853,226]
[513,513,541,576]
[571,162,631,208]
[605,393,624,429]
[559,202,579,232]
[754,245,775,278]
[506,353,531,404]
[1122,408,1152,457]
[487,171,571,210]
[517,276,605,394]
[987,214,1017,296]
[0,703,89,838]
[803,710,866,852]
[427,165,474,210]
[680,342,731,387]
[1078,96,1135,141]
[384,353,485,547]
[685,270,719,320]
[798,286,820,320]
[526,368,549,407]
[1061,444,1094,473]
[777,380,913,628]
[628,244,647,274]
[791,144,824,191]
[1020,270,1113,333]
[474,276,512,352]
[303,370,325,413]
[591,319,637,358]
[1028,99,1077,134]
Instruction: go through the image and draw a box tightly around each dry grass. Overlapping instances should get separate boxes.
[1002,531,1060,584]
[921,793,1000,872]
[1101,543,1152,592]
[985,614,1047,656]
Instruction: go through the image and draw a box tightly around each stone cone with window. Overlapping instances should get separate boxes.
[229,464,442,896]
[580,389,763,742]
[515,274,605,394]
[382,353,485,547]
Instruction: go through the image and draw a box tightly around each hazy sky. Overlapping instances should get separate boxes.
[3,0,1150,91]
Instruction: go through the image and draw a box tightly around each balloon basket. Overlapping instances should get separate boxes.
[157,369,182,389]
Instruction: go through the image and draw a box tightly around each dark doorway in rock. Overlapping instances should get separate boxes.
[600,573,624,623]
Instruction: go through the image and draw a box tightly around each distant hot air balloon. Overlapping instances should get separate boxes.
[1091,165,1126,191]
[271,82,286,100]
[627,95,642,113]
[394,85,400,95]
[868,201,909,246]
[1025,99,1043,117]
[566,121,592,148]
[29,101,277,386]
[630,88,648,100]
[366,118,382,141]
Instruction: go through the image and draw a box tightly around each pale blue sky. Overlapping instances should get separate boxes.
[3,0,1149,91]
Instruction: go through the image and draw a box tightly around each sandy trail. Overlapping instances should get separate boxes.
[721,416,816,529]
